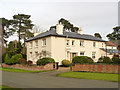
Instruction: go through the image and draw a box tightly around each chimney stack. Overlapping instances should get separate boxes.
[56,21,64,35]
[78,27,83,34]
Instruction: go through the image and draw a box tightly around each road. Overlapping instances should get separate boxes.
[2,71,118,88]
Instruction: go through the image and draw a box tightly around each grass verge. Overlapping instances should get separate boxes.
[58,71,118,82]
[1,67,54,73]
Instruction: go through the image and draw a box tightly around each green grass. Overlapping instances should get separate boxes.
[1,67,54,73]
[0,86,23,90]
[58,71,119,82]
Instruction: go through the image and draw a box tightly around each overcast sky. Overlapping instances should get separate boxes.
[0,0,119,42]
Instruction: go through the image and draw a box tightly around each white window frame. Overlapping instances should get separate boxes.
[93,42,96,47]
[80,41,84,47]
[92,52,96,59]
[72,40,75,46]
[80,52,85,56]
[30,42,32,48]
[66,40,69,46]
[42,39,46,46]
[35,40,38,47]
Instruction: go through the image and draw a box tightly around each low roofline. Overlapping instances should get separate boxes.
[26,34,107,42]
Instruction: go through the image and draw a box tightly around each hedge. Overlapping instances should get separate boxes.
[72,56,94,64]
[36,57,55,66]
[62,59,70,67]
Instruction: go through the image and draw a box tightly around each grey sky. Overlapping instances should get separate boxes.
[0,0,118,42]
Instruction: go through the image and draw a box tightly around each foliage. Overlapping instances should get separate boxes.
[103,57,111,64]
[94,33,102,39]
[4,54,12,65]
[36,57,55,66]
[112,55,120,64]
[50,18,79,32]
[12,14,34,42]
[62,59,71,67]
[6,41,23,58]
[106,26,120,40]
[97,57,104,63]
[27,60,33,65]
[11,54,23,64]
[72,56,94,64]
[1,18,15,45]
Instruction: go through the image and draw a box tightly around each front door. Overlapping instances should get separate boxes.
[70,53,77,62]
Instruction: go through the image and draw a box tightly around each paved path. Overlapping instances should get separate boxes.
[2,71,118,88]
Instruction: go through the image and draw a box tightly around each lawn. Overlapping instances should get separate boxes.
[58,71,118,82]
[0,86,23,90]
[1,67,54,73]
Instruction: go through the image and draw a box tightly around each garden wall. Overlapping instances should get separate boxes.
[2,63,57,71]
[71,64,119,74]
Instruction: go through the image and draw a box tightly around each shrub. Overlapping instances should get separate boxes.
[62,59,70,67]
[11,54,23,64]
[112,56,120,64]
[4,54,12,65]
[103,57,111,64]
[36,57,55,66]
[72,56,94,64]
[97,57,103,63]
[27,60,33,65]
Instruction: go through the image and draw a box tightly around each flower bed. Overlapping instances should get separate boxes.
[2,63,57,71]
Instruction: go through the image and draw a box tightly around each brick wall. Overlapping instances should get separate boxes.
[71,64,119,74]
[2,63,57,71]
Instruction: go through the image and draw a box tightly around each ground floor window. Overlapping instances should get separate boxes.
[80,52,84,56]
[72,53,77,58]
[30,52,32,60]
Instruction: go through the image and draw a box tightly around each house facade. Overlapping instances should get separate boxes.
[26,22,107,65]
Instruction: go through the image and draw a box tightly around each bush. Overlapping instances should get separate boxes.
[97,57,104,63]
[4,54,12,65]
[103,57,111,64]
[72,56,94,64]
[112,56,120,64]
[11,54,23,64]
[27,60,33,65]
[62,59,70,67]
[36,57,55,66]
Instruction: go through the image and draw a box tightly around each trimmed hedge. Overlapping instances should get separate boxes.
[72,56,94,64]
[103,57,111,64]
[112,56,120,64]
[36,57,55,66]
[62,59,70,67]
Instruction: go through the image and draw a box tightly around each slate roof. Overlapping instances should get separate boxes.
[100,48,120,54]
[26,29,106,42]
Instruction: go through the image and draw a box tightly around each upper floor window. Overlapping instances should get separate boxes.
[72,40,75,46]
[80,41,84,46]
[42,39,46,46]
[66,40,69,46]
[92,52,96,59]
[80,52,84,56]
[35,41,38,47]
[93,42,96,47]
[30,42,32,48]
[102,43,104,48]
